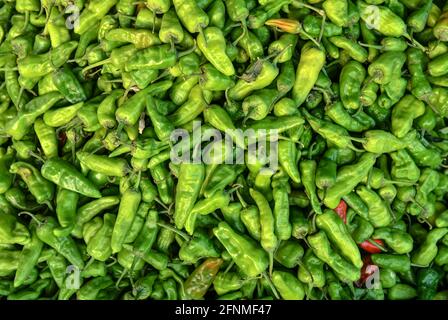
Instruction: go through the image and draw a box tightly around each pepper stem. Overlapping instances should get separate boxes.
[223,261,234,275]
[366,238,388,252]
[155,197,170,212]
[300,30,322,50]
[235,189,248,208]
[318,14,326,44]
[29,151,46,163]
[151,9,156,34]
[403,33,427,52]
[358,42,383,50]
[177,40,198,58]
[262,271,280,300]
[81,58,112,75]
[115,267,128,289]
[232,22,247,46]
[157,222,191,241]
[84,256,95,271]
[106,256,118,267]
[292,0,326,17]
[17,211,43,226]
[21,11,30,33]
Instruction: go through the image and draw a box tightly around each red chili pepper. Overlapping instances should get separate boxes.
[359,239,384,254]
[58,131,67,149]
[334,199,347,224]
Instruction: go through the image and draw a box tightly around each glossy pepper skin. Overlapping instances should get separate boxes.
[41,158,102,198]
[391,95,426,138]
[308,231,361,282]
[111,187,141,253]
[325,101,374,132]
[297,248,326,288]
[87,213,116,262]
[0,148,14,194]
[174,162,205,230]
[213,221,269,277]
[300,160,322,215]
[412,228,448,266]
[272,270,305,300]
[17,41,78,78]
[14,221,44,288]
[316,209,363,268]
[77,151,130,177]
[274,240,304,268]
[10,162,54,206]
[356,185,393,228]
[52,65,87,104]
[249,188,277,272]
[368,51,406,85]
[339,60,366,110]
[6,92,64,140]
[371,254,411,273]
[36,216,85,269]
[198,27,235,76]
[227,59,279,101]
[324,152,377,208]
[292,43,326,106]
[173,0,209,34]
[54,188,79,237]
[372,227,413,254]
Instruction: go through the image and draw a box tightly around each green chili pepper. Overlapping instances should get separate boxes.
[325,101,373,132]
[228,59,279,101]
[150,163,174,205]
[53,188,79,237]
[242,89,278,121]
[0,148,14,194]
[198,27,235,76]
[6,92,64,140]
[173,0,210,33]
[274,239,304,268]
[36,216,84,269]
[433,9,448,41]
[371,254,411,273]
[308,231,360,282]
[316,209,363,268]
[199,64,235,91]
[339,61,366,110]
[10,162,54,206]
[168,85,210,126]
[41,158,102,198]
[292,43,326,106]
[329,36,368,62]
[324,152,377,209]
[213,221,269,277]
[111,187,141,253]
[17,41,78,78]
[388,283,418,300]
[13,219,43,288]
[372,227,414,254]
[240,205,262,241]
[412,227,448,266]
[368,51,406,84]
[272,270,305,300]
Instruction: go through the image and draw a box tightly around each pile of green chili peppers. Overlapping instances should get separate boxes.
[0,0,448,301]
